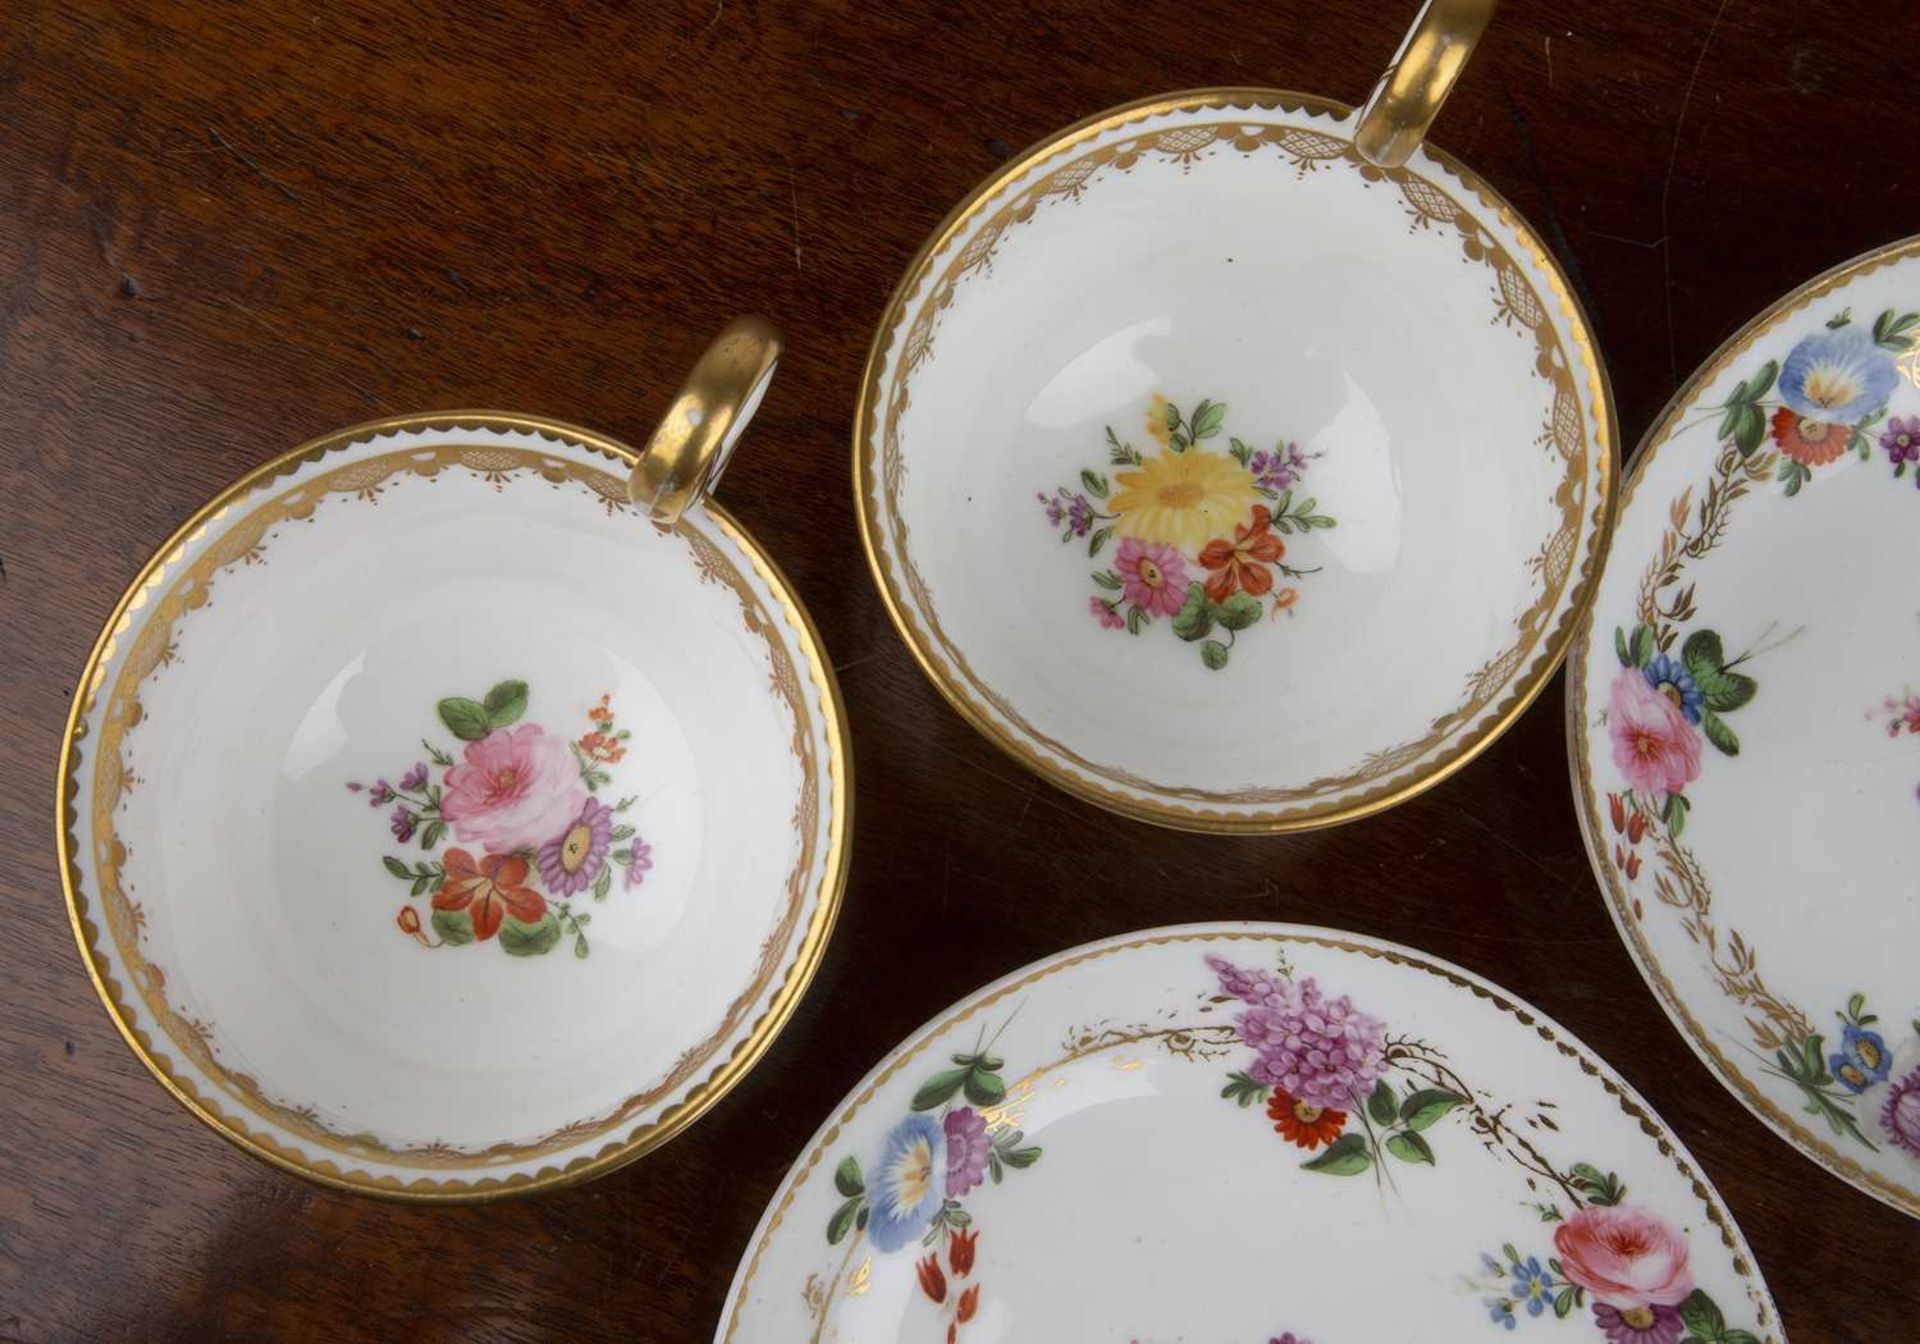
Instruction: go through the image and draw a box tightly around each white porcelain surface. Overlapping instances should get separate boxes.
[62,421,845,1195]
[1570,239,1920,1218]
[860,92,1613,829]
[718,924,1778,1344]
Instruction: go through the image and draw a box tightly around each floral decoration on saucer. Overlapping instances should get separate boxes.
[1570,237,1920,1218]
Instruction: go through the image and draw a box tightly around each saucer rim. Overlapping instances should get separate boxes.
[852,86,1621,834]
[1565,231,1920,1220]
[54,409,854,1204]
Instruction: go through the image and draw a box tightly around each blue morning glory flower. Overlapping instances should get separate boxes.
[1830,1023,1892,1094]
[1510,1256,1555,1317]
[863,1114,946,1252]
[1779,325,1899,424]
[1642,653,1705,725]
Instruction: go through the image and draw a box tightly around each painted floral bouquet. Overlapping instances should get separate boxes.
[1707,305,1919,496]
[1039,395,1336,670]
[349,680,651,960]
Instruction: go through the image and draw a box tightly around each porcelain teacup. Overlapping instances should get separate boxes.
[59,319,851,1199]
[857,0,1617,831]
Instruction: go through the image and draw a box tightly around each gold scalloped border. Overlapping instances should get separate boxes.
[718,927,1778,1343]
[57,412,852,1202]
[1567,235,1920,1219]
[854,89,1618,833]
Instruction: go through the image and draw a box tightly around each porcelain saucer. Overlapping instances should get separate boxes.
[718,923,1779,1342]
[1569,236,1920,1218]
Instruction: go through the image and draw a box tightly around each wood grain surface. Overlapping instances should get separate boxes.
[3,2,1915,1339]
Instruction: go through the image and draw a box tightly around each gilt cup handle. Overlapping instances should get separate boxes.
[628,315,783,526]
[1352,0,1498,170]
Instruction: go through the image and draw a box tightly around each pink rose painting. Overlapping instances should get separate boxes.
[440,722,586,854]
[352,681,653,960]
[1608,668,1701,802]
[1552,1205,1694,1310]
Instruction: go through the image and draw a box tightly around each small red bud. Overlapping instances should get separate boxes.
[915,1255,946,1304]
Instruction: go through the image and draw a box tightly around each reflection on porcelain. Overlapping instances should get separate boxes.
[1570,238,1920,1219]
[58,418,847,1199]
[857,91,1614,830]
[717,926,1777,1343]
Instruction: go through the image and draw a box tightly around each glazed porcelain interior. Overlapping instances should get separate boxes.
[64,422,843,1194]
[1571,240,1920,1218]
[862,93,1611,828]
[718,924,1778,1343]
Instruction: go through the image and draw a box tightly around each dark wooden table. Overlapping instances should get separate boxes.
[4,2,1916,1339]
